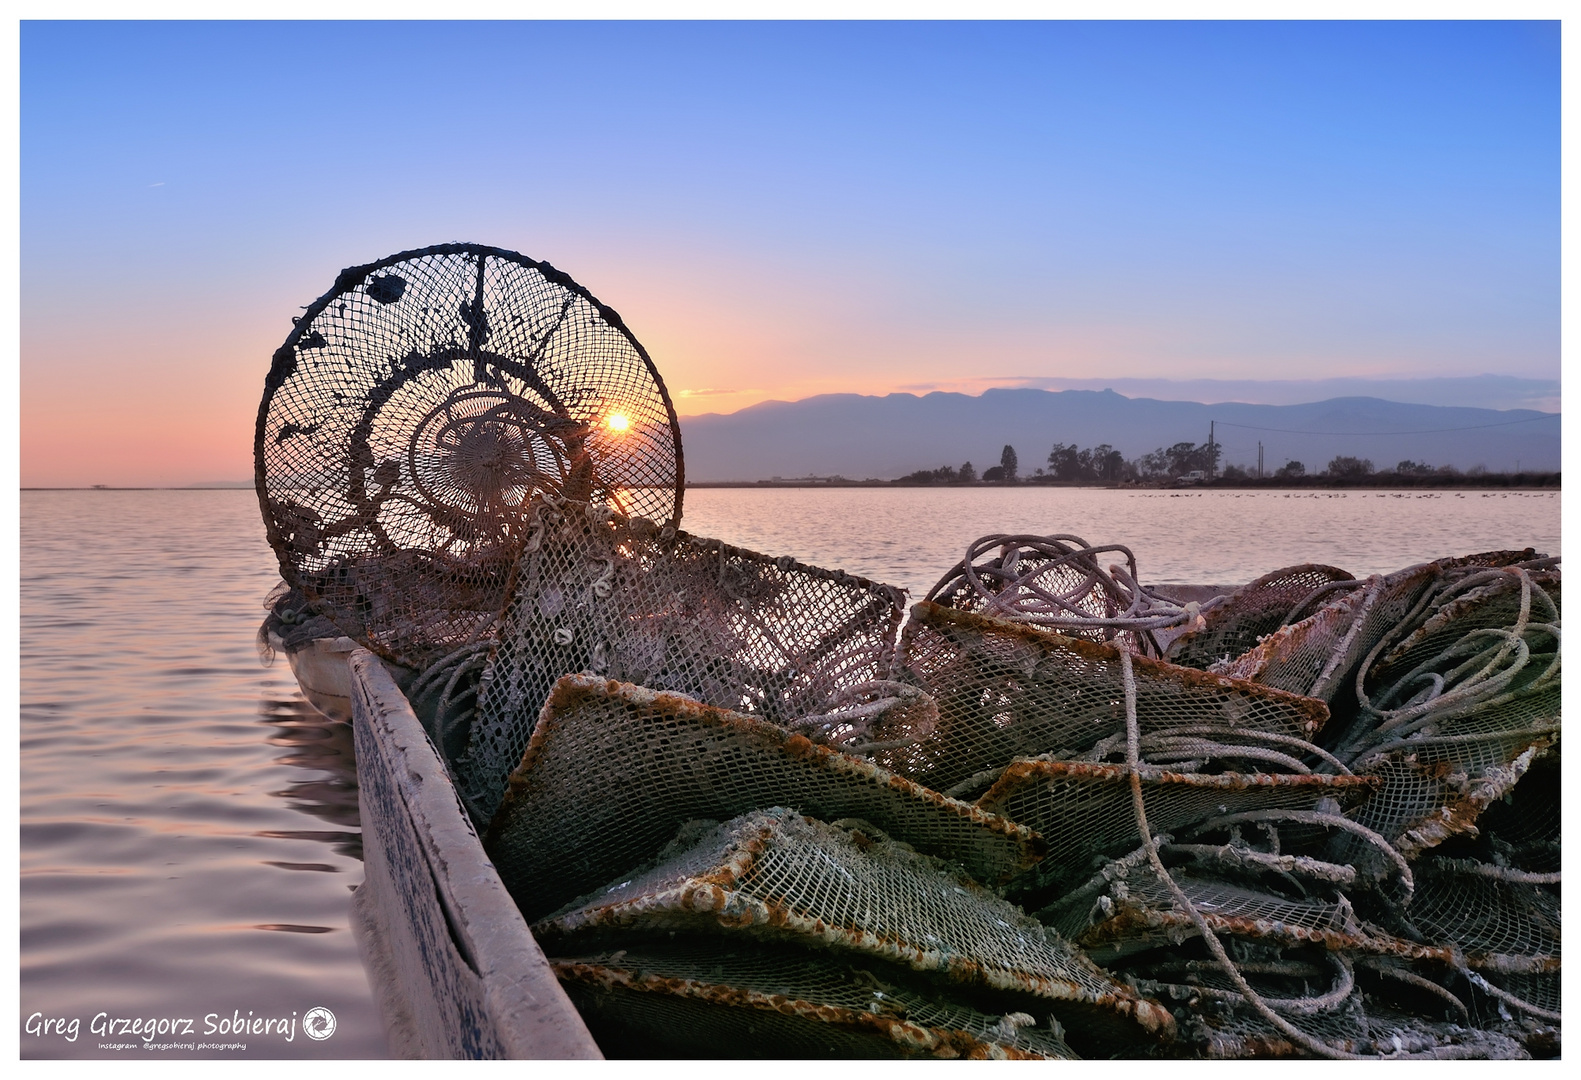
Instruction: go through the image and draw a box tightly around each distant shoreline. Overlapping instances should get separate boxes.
[23,474,1561,493]
[688,474,1560,491]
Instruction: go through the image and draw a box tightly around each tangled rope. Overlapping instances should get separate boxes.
[1341,565,1560,768]
[925,534,1203,657]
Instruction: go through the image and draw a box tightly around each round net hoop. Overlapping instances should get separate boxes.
[255,242,683,665]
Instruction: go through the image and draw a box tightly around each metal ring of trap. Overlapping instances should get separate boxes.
[255,242,684,665]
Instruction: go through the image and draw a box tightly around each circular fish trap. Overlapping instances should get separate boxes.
[255,243,683,667]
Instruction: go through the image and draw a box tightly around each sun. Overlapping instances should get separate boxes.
[605,413,631,433]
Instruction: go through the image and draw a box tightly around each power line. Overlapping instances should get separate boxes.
[1210,413,1560,437]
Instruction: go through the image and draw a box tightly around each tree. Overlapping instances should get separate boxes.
[1138,448,1170,479]
[957,461,976,484]
[981,465,1005,482]
[1396,460,1432,476]
[895,465,958,485]
[1047,442,1083,481]
[1275,460,1306,478]
[1164,442,1199,476]
[1221,463,1248,480]
[1091,444,1124,483]
[1326,456,1374,479]
[1000,445,1019,481]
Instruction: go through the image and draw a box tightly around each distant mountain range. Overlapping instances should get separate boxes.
[679,389,1559,482]
[954,374,1559,413]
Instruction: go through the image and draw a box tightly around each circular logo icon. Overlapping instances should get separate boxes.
[303,1007,336,1041]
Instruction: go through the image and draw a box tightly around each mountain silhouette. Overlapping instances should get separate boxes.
[679,389,1558,481]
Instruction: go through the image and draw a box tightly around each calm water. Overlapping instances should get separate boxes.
[681,487,1562,601]
[19,486,1560,1059]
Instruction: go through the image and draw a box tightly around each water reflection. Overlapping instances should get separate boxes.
[257,694,363,862]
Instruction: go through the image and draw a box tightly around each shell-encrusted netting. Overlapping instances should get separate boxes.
[1338,570,1560,772]
[1126,946,1534,1058]
[1324,564,1560,869]
[1167,564,1357,670]
[1407,859,1561,1029]
[255,243,682,668]
[1169,992,1531,1060]
[482,675,1042,920]
[976,761,1378,891]
[1365,569,1560,697]
[1213,564,1444,705]
[458,505,906,821]
[1471,748,1559,874]
[1215,551,1544,710]
[880,602,1329,795]
[531,808,1176,1046]
[1342,753,1542,863]
[1053,866,1432,966]
[549,943,1078,1059]
[923,533,1196,658]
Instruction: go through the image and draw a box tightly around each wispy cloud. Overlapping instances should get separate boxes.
[677,387,743,397]
[147,181,164,187]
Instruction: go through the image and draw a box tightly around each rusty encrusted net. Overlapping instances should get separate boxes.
[976,761,1377,889]
[1212,564,1444,704]
[550,943,1078,1059]
[1472,747,1560,874]
[482,674,1041,920]
[877,602,1329,796]
[531,807,1176,1046]
[1167,564,1357,670]
[1343,752,1540,863]
[1163,988,1531,1060]
[1215,551,1545,708]
[456,506,907,822]
[255,243,683,668]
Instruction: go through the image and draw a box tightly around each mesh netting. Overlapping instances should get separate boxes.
[977,761,1377,888]
[1167,564,1358,670]
[1215,552,1544,711]
[1128,948,1534,1057]
[1410,860,1560,965]
[1212,565,1443,705]
[458,504,906,820]
[256,243,682,668]
[1054,865,1435,965]
[1327,564,1560,867]
[1169,990,1530,1060]
[531,807,1176,1045]
[550,943,1077,1059]
[1472,747,1560,873]
[879,602,1329,795]
[1342,754,1537,862]
[482,674,1043,920]
[1367,570,1560,696]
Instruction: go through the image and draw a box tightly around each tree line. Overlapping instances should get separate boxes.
[892,443,1545,485]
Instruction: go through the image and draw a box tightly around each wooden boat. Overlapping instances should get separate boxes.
[343,648,601,1059]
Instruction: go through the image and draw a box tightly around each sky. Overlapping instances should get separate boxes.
[19,19,1560,487]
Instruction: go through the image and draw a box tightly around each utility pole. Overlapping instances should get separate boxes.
[1208,421,1216,479]
[1258,441,1264,479]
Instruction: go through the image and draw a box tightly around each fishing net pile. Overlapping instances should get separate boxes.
[254,247,1557,1059]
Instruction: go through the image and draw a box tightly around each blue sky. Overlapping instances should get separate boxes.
[20,20,1559,485]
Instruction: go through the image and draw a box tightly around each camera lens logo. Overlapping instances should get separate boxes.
[303,1007,337,1041]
